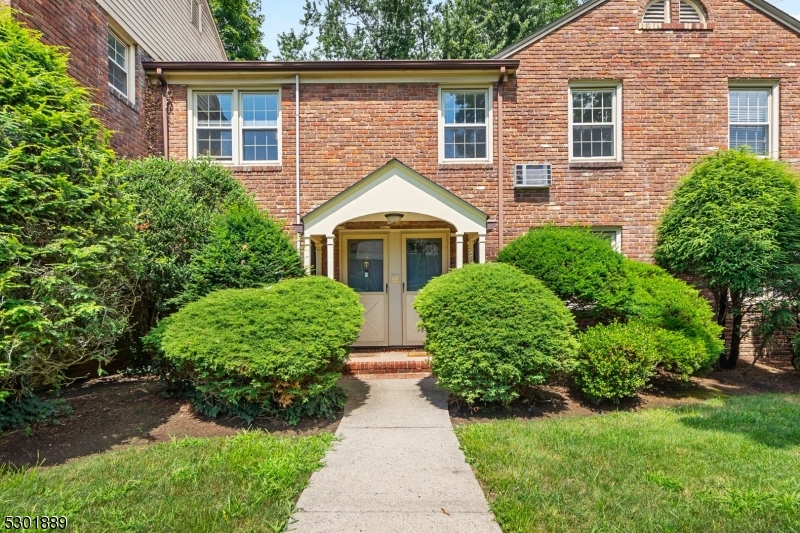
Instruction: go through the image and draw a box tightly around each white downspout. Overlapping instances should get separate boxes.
[295,74,301,252]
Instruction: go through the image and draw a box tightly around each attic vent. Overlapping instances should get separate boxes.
[642,0,668,23]
[680,0,704,22]
[514,164,552,188]
[191,0,201,31]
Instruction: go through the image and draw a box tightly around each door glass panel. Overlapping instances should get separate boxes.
[347,239,384,292]
[406,238,443,291]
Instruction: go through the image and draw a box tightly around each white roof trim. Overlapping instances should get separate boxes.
[494,0,800,59]
[302,159,488,236]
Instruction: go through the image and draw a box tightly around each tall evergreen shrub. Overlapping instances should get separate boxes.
[0,12,138,399]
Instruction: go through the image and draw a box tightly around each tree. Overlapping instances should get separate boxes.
[208,0,269,60]
[276,0,435,60]
[0,12,139,399]
[655,149,800,369]
[433,0,581,59]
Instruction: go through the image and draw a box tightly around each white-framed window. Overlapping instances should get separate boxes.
[107,29,134,102]
[439,87,492,163]
[191,89,282,165]
[729,84,779,159]
[569,82,622,161]
[591,227,622,252]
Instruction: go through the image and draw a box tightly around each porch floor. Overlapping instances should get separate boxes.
[345,350,431,375]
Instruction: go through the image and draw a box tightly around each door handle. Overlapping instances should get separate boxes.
[402,282,405,292]
[385,283,388,293]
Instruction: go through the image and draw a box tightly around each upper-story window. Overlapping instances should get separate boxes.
[440,89,491,162]
[729,85,778,158]
[107,30,132,100]
[193,91,281,164]
[569,83,622,161]
[679,0,705,22]
[642,0,669,23]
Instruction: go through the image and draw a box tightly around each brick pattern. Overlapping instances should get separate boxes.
[345,359,431,375]
[502,0,800,260]
[12,0,150,158]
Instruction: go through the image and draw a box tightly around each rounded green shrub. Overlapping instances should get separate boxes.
[179,199,305,303]
[624,260,723,379]
[497,226,633,319]
[574,321,660,403]
[413,263,578,405]
[153,277,363,424]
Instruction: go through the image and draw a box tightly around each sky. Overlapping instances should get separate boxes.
[259,0,800,57]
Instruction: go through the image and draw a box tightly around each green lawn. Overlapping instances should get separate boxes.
[0,431,333,533]
[457,394,800,533]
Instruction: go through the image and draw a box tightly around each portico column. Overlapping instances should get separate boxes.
[478,233,487,263]
[303,236,312,274]
[455,233,464,269]
[326,234,335,279]
[314,240,323,276]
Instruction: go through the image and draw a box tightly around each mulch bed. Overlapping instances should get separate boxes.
[0,375,341,469]
[449,353,800,427]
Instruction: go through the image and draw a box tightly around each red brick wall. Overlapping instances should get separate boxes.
[163,0,800,264]
[503,0,800,260]
[11,0,150,158]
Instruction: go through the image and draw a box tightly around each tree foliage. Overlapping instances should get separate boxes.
[655,149,800,369]
[433,0,581,59]
[276,0,580,60]
[276,0,435,60]
[0,12,138,399]
[208,0,269,60]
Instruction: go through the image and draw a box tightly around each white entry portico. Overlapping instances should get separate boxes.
[301,160,489,347]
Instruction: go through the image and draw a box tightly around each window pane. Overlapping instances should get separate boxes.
[573,125,614,159]
[242,129,278,161]
[443,91,487,124]
[347,240,384,292]
[730,125,768,156]
[197,129,232,159]
[242,93,279,127]
[406,238,443,291]
[196,94,232,126]
[444,126,487,160]
[107,33,126,70]
[108,61,127,95]
[572,90,614,124]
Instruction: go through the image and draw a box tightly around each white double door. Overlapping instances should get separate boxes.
[343,231,448,347]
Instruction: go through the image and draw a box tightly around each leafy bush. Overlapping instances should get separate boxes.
[0,394,71,433]
[0,12,138,400]
[179,199,304,303]
[655,148,800,369]
[624,260,723,378]
[497,225,633,319]
[573,321,660,403]
[117,157,250,329]
[151,278,363,424]
[414,263,578,405]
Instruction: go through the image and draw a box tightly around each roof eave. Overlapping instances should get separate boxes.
[143,59,520,74]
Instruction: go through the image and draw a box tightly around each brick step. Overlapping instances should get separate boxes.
[345,359,431,375]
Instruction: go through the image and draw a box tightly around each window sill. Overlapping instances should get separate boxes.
[108,86,137,112]
[638,22,714,31]
[438,161,494,170]
[569,160,623,169]
[228,164,283,173]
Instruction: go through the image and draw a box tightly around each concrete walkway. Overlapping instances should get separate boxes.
[288,376,502,533]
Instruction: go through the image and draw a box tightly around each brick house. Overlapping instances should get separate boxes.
[2,0,227,157]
